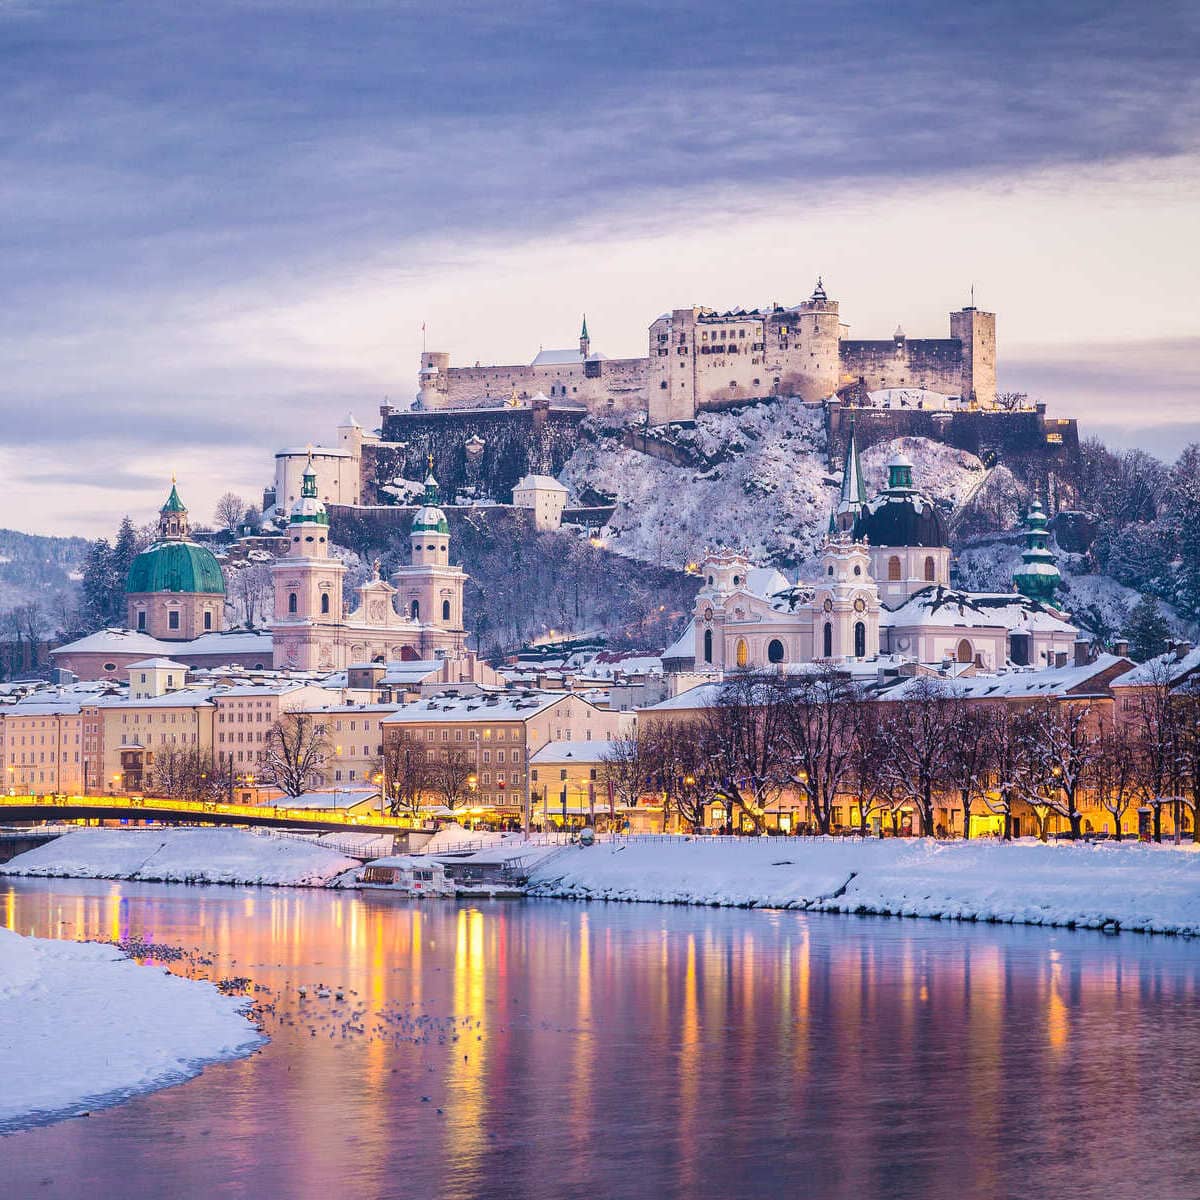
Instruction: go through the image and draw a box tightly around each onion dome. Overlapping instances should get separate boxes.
[127,481,224,595]
[411,459,450,535]
[851,452,949,548]
[289,457,329,526]
[1013,499,1060,602]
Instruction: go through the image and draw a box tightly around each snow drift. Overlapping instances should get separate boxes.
[527,838,1200,935]
[0,827,358,887]
[0,927,263,1132]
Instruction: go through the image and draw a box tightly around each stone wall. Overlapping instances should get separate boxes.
[367,405,590,504]
[838,338,965,396]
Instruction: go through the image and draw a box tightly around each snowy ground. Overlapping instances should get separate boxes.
[0,927,263,1132]
[0,828,358,887]
[526,837,1200,935]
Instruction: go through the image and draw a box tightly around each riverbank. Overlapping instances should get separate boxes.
[0,827,358,887]
[0,926,264,1133]
[526,837,1200,935]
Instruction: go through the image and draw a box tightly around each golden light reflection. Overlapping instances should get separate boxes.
[444,907,488,1198]
[571,912,595,1140]
[1047,949,1069,1054]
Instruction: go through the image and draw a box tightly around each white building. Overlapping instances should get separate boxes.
[512,474,569,530]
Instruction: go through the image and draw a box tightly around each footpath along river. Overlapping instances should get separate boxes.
[2,877,1198,1200]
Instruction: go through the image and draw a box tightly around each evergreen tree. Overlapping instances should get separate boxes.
[110,516,142,619]
[79,538,116,630]
[1125,594,1171,662]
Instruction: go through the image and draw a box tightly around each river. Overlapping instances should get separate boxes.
[1,879,1198,1200]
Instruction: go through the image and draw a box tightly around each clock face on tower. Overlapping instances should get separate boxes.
[854,598,866,613]
[823,598,833,612]
[703,607,714,621]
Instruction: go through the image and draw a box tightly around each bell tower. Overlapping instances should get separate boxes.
[811,534,880,660]
[392,460,466,638]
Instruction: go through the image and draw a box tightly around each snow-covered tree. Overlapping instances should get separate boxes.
[260,714,331,798]
[1124,594,1171,663]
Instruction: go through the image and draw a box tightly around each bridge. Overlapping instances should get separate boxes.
[0,793,411,835]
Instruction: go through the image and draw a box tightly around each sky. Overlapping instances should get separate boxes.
[2,0,1198,536]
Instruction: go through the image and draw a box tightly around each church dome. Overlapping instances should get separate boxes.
[127,541,225,595]
[411,462,449,535]
[851,453,949,548]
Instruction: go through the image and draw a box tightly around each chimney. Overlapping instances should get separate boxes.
[1111,638,1129,657]
[1054,651,1068,668]
[1175,641,1194,661]
[1073,638,1091,668]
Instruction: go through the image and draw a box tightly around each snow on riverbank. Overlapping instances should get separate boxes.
[0,927,263,1132]
[0,828,357,887]
[527,838,1200,935]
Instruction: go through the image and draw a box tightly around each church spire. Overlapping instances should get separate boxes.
[833,419,867,532]
[158,478,189,540]
[579,314,590,358]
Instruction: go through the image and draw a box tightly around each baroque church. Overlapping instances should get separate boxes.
[53,462,478,680]
[683,427,1079,676]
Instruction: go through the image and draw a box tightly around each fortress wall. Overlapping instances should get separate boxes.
[366,407,588,504]
[838,339,965,394]
[440,356,647,414]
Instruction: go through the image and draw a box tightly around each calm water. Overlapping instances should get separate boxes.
[2,881,1198,1200]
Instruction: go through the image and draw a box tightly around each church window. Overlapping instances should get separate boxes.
[924,556,936,581]
[293,536,300,544]
[442,599,451,621]
[703,629,713,663]
[288,593,298,614]
[204,611,212,630]
[956,639,973,664]
[767,639,785,664]
[854,621,866,658]
[168,611,180,630]
[823,622,833,658]
[660,381,668,389]
[735,639,748,669]
[411,599,420,620]
[854,565,861,576]
[320,593,330,615]
[827,565,834,576]
[888,556,902,581]
[305,535,314,543]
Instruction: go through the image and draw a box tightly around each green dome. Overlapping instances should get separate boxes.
[126,540,226,596]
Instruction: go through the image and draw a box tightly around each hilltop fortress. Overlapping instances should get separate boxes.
[270,280,1076,524]
[412,281,996,425]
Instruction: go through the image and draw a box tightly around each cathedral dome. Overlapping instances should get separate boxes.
[127,541,225,595]
[411,462,449,535]
[851,453,949,548]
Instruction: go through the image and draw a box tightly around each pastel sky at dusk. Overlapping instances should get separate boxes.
[2,0,1198,535]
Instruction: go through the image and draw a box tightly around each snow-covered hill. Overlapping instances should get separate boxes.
[562,400,986,570]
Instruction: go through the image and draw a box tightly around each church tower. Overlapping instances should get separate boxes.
[579,315,590,359]
[271,457,347,669]
[834,419,868,532]
[811,534,880,660]
[392,461,466,638]
[1013,499,1061,603]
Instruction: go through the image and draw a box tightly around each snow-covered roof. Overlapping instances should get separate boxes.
[365,854,446,869]
[529,739,614,765]
[531,348,584,366]
[275,445,352,459]
[640,682,724,713]
[881,586,1076,634]
[382,690,573,724]
[127,658,187,670]
[52,628,273,659]
[514,474,568,492]
[6,695,87,716]
[95,688,218,710]
[662,620,696,661]
[746,566,791,599]
[1110,645,1200,688]
[882,654,1132,702]
[283,788,380,810]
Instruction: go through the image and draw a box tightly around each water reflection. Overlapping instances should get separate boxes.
[2,879,1199,1200]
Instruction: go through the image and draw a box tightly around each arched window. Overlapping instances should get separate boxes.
[854,621,866,658]
[411,599,420,620]
[924,555,936,582]
[703,629,713,663]
[288,592,298,614]
[767,638,785,664]
[735,639,748,668]
[442,599,451,621]
[888,556,902,581]
[823,622,833,658]
[853,565,861,576]
[320,593,330,615]
[827,565,834,576]
[956,639,973,664]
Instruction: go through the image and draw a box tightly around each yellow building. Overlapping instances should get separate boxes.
[2,694,86,795]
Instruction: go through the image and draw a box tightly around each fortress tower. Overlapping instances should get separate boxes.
[949,305,996,407]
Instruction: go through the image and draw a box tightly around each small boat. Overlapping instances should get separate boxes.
[359,855,456,898]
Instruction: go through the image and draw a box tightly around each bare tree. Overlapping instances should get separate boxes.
[1090,722,1143,840]
[1026,699,1099,839]
[1129,658,1185,841]
[600,732,649,812]
[260,713,332,798]
[214,492,245,533]
[1174,683,1200,843]
[880,677,956,837]
[428,747,475,812]
[640,718,717,832]
[228,563,274,628]
[703,673,792,833]
[980,704,1035,840]
[777,665,861,835]
[146,748,224,800]
[943,696,995,839]
[846,701,895,836]
[375,730,432,818]
[993,391,1030,411]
